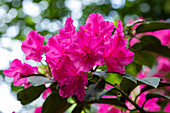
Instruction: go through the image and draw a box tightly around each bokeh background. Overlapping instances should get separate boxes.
[0,0,170,113]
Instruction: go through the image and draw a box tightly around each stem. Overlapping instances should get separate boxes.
[105,80,146,113]
[92,65,99,72]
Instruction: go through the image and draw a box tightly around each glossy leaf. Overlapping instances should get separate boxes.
[105,73,122,85]
[85,78,105,101]
[92,71,107,77]
[137,77,161,88]
[28,76,55,86]
[42,92,71,113]
[131,35,170,58]
[136,21,170,33]
[96,87,119,100]
[120,74,137,95]
[20,74,45,78]
[17,85,46,105]
[87,98,128,109]
[145,93,170,101]
[141,82,170,94]
[133,51,156,68]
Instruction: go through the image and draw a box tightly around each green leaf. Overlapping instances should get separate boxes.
[96,87,119,100]
[42,92,71,113]
[120,74,137,95]
[20,74,45,78]
[105,73,122,85]
[133,51,156,68]
[141,82,170,94]
[125,62,142,76]
[72,104,83,113]
[28,76,55,86]
[85,78,105,101]
[17,85,46,105]
[136,21,170,33]
[92,71,107,77]
[87,98,128,109]
[126,19,144,28]
[137,77,161,88]
[145,93,170,100]
[131,35,170,58]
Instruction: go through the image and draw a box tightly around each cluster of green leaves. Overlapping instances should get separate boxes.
[16,21,170,113]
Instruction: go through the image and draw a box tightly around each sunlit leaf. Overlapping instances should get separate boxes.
[137,77,161,88]
[105,73,122,85]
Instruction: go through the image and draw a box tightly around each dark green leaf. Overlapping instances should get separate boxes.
[42,92,71,113]
[136,21,170,33]
[131,35,170,58]
[133,51,156,68]
[96,87,119,100]
[145,93,170,100]
[20,74,45,78]
[146,111,167,113]
[126,19,144,28]
[28,76,55,86]
[92,71,107,77]
[85,78,105,101]
[137,77,161,88]
[141,82,170,94]
[17,85,46,105]
[120,74,137,95]
[142,93,170,110]
[87,98,128,109]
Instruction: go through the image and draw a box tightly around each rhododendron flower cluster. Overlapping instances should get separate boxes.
[3,59,38,88]
[3,13,134,101]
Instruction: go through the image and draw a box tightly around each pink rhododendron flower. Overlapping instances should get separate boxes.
[3,59,38,88]
[34,107,42,113]
[21,30,45,62]
[47,55,88,101]
[42,88,51,99]
[45,36,65,69]
[58,17,75,47]
[65,30,104,72]
[104,20,134,73]
[59,71,88,101]
[164,103,170,112]
[80,13,114,39]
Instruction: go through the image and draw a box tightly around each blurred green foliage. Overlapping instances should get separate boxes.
[0,0,170,41]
